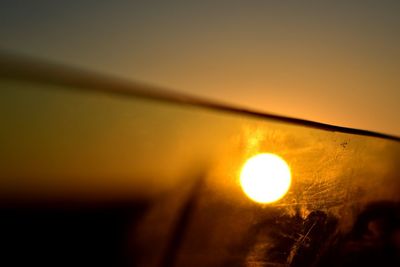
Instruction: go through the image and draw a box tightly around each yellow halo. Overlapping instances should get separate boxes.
[240,153,291,204]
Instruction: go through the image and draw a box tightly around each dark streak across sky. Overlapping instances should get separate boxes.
[1,1,399,135]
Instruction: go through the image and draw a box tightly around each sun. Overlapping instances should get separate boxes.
[240,153,292,204]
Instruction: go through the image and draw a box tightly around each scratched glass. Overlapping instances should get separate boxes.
[1,60,399,266]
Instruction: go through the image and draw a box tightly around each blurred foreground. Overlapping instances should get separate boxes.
[1,57,399,266]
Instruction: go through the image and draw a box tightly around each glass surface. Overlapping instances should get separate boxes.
[1,71,399,266]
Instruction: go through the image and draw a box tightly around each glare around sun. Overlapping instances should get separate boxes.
[240,153,292,204]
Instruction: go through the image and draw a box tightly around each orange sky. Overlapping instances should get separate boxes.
[1,1,399,136]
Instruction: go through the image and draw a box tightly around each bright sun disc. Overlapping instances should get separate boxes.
[240,153,291,204]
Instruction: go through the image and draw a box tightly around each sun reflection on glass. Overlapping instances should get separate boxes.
[240,153,292,204]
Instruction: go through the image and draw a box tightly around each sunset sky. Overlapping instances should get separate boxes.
[1,1,399,136]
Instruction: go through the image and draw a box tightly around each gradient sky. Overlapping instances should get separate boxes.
[1,1,399,136]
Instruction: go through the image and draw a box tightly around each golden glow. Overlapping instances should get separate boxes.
[240,153,291,204]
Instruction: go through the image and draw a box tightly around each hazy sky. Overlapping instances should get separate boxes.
[1,1,399,136]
